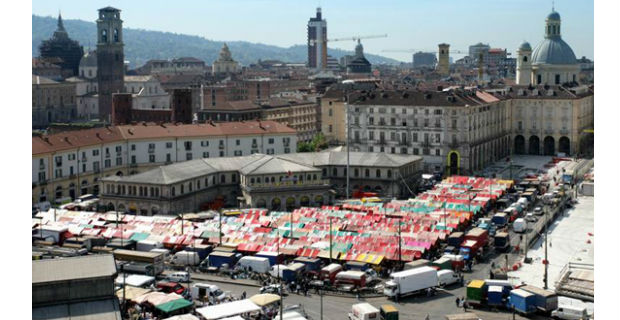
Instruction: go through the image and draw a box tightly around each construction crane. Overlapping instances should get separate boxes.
[381,49,468,54]
[309,34,387,45]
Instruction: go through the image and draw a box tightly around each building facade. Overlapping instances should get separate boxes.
[436,44,450,76]
[412,52,437,69]
[32,121,297,205]
[99,151,423,215]
[346,89,511,175]
[486,85,594,157]
[259,99,319,143]
[96,6,125,121]
[136,57,206,75]
[32,75,77,128]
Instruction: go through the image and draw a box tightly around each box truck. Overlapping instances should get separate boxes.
[238,256,271,273]
[335,270,367,288]
[507,289,537,315]
[379,304,398,320]
[494,232,510,252]
[320,263,342,284]
[171,250,201,266]
[519,285,558,314]
[491,213,508,228]
[513,218,527,233]
[113,249,165,275]
[383,266,437,299]
[207,251,238,268]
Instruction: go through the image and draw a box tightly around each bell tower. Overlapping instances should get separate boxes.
[96,6,125,122]
[516,41,532,85]
[436,43,450,76]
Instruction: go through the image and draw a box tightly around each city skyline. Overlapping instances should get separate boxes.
[32,0,594,63]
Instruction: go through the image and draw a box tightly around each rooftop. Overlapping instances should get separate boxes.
[32,255,117,284]
[32,121,296,156]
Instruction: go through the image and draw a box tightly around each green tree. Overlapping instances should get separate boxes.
[310,133,328,151]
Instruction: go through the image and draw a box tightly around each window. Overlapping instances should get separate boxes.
[424,119,429,127]
[412,133,418,142]
[93,161,100,172]
[166,153,171,162]
[166,142,173,149]
[101,29,107,42]
[115,146,122,153]
[131,144,136,151]
[354,168,359,177]
[236,139,240,146]
[413,148,419,155]
[425,109,429,115]
[435,118,441,128]
[284,148,290,154]
[537,74,542,84]
[365,169,370,177]
[369,117,374,125]
[423,148,430,155]
[131,155,136,164]
[401,148,407,154]
[435,149,441,156]
[387,170,392,178]
[116,157,122,166]
[113,29,119,42]
[390,132,396,141]
[184,141,192,151]
[369,146,374,152]
[328,125,333,132]
[92,149,99,156]
[38,172,46,182]
[376,169,381,178]
[203,152,209,158]
[390,147,395,154]
[104,159,111,168]
[149,155,155,163]
[55,156,62,166]
[369,108,374,113]
[328,109,332,116]
[55,169,63,178]
[555,74,560,85]
[391,118,396,126]
[268,138,274,144]
[82,163,86,172]
[221,175,226,183]
[68,154,76,161]
[523,56,528,62]
[332,168,338,176]
[266,148,274,154]
[186,153,193,160]
[201,141,209,147]
[219,151,225,157]
[452,119,457,129]
[435,134,441,143]
[148,143,155,151]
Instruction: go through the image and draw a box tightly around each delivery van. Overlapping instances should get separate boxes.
[437,269,461,287]
[238,256,271,273]
[550,305,589,320]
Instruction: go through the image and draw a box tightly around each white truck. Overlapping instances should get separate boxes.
[171,250,201,266]
[437,269,461,287]
[348,303,380,320]
[190,283,227,301]
[383,266,438,299]
[237,256,271,273]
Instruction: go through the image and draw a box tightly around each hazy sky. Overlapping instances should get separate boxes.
[32,0,594,62]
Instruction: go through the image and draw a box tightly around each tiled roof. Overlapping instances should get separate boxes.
[32,75,59,85]
[208,100,261,111]
[32,254,116,284]
[32,121,295,156]
[349,89,486,107]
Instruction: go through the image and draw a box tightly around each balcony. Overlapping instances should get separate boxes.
[148,149,155,154]
[251,143,258,148]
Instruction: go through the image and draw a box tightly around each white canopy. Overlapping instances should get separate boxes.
[115,274,155,287]
[195,299,261,320]
[162,314,200,320]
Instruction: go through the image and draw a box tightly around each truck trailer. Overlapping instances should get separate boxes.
[383,266,437,299]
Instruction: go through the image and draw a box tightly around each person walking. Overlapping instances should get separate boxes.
[455,297,460,308]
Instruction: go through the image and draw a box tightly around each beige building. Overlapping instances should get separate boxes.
[32,121,297,205]
[260,99,319,143]
[320,87,348,145]
[487,84,594,156]
[32,75,77,127]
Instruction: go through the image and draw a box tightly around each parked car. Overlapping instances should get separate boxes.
[156,281,186,295]
[533,207,544,216]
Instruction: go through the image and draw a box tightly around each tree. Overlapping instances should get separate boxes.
[311,133,328,152]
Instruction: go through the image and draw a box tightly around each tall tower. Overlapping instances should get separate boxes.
[96,6,125,122]
[516,41,532,85]
[436,43,450,76]
[307,7,327,70]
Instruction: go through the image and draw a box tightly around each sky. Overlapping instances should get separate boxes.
[32,0,594,62]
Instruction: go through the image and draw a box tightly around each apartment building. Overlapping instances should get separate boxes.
[32,121,297,204]
[347,89,511,175]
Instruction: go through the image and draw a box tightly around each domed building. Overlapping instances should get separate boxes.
[38,13,84,77]
[516,9,579,85]
[212,43,240,75]
[346,39,372,75]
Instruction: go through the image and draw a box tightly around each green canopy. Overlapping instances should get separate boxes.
[201,230,220,238]
[130,232,150,241]
[155,298,193,313]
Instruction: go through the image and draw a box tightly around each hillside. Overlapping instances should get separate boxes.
[32,15,400,68]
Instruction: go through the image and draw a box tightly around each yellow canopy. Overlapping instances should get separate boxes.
[249,293,281,306]
[318,250,340,260]
[356,253,384,265]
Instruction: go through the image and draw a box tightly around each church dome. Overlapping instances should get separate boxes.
[532,37,576,65]
[547,11,561,21]
[519,41,532,51]
[79,51,97,67]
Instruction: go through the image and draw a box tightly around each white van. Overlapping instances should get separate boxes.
[238,256,271,273]
[437,269,461,287]
[167,271,190,283]
[551,305,589,320]
[513,218,527,233]
[191,283,227,301]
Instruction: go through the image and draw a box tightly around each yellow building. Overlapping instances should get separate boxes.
[320,87,348,145]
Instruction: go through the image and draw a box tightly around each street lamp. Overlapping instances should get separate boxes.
[543,206,549,289]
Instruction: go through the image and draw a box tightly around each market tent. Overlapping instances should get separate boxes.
[134,292,183,306]
[195,299,261,320]
[130,232,150,241]
[155,298,193,313]
[116,286,152,301]
[249,293,281,306]
[163,314,200,320]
